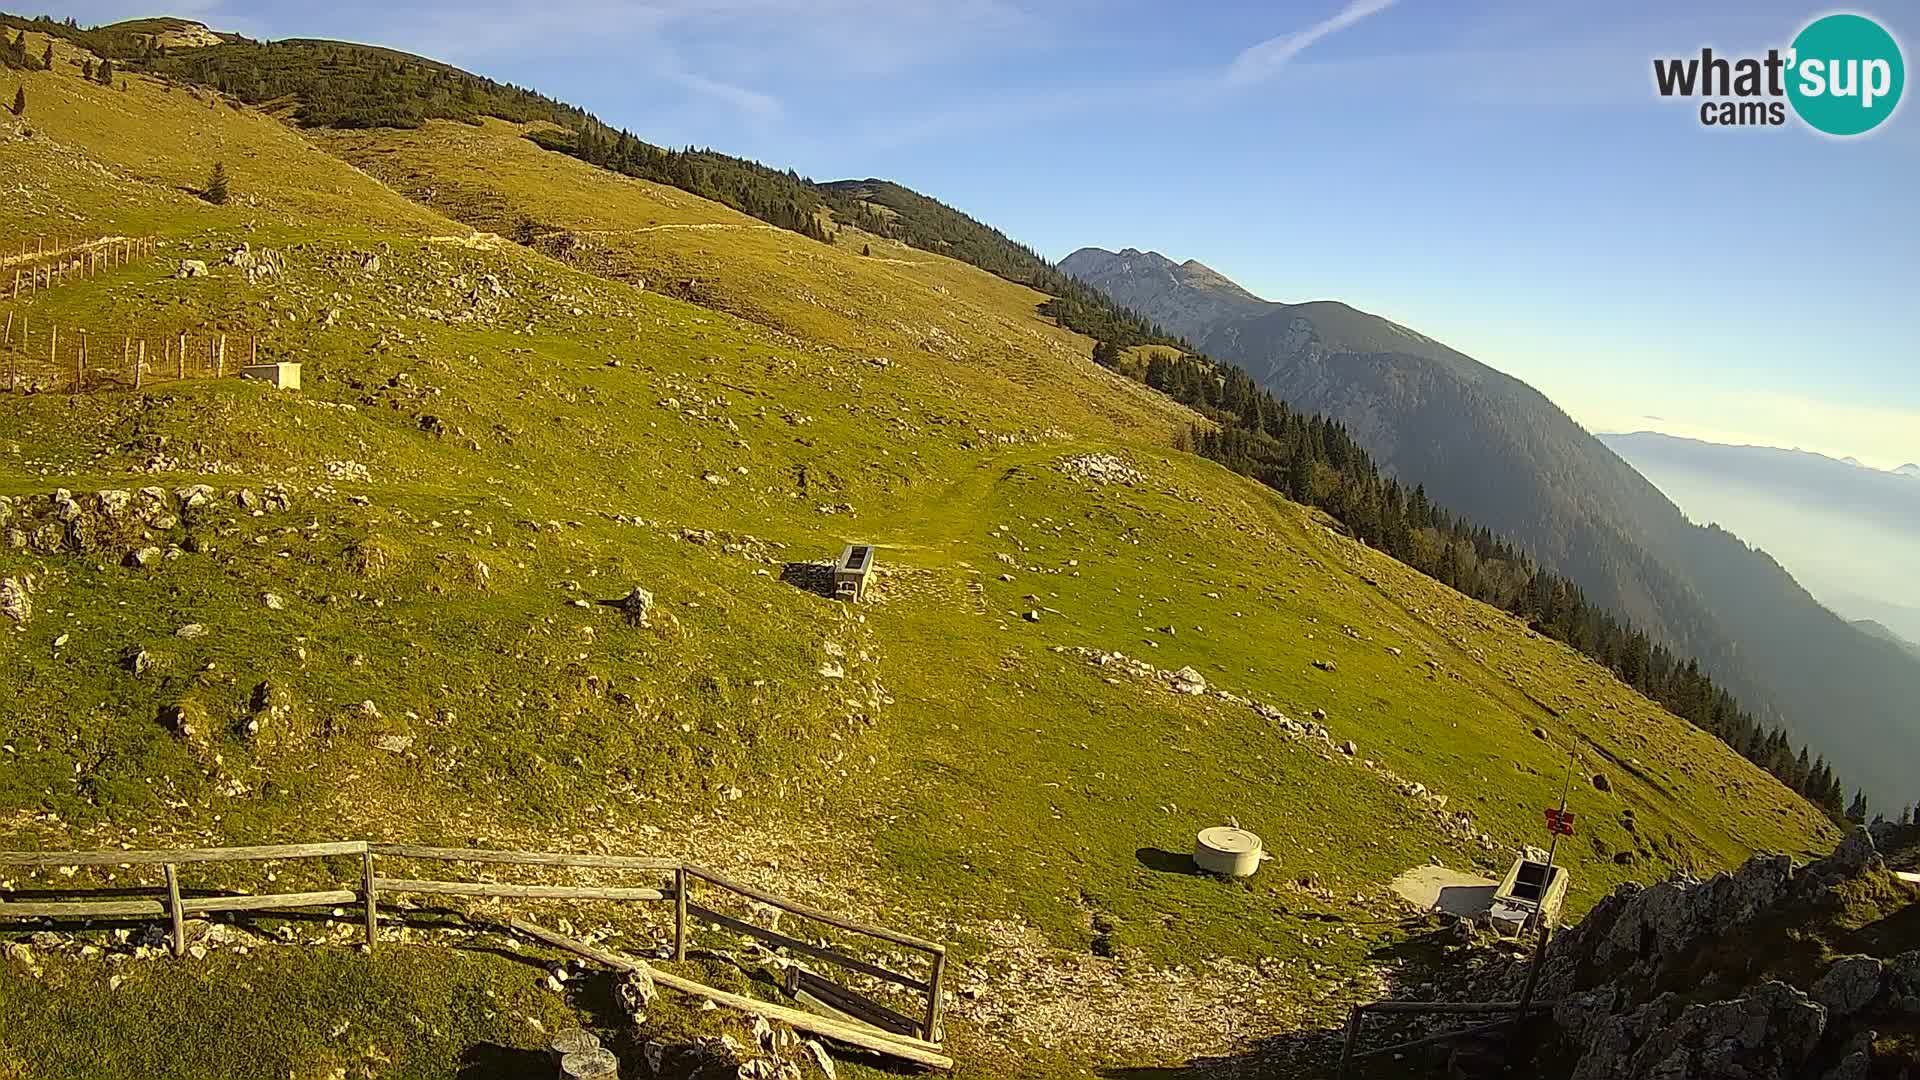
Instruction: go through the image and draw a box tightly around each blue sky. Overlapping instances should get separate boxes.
[46,0,1920,467]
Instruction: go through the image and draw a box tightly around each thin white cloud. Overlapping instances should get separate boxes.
[1222,0,1398,88]
[667,69,783,120]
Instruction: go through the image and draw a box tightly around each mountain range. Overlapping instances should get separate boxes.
[1600,430,1920,648]
[1060,246,1920,811]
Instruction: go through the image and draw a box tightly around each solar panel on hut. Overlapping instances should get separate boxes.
[835,544,874,602]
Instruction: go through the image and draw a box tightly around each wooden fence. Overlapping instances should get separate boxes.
[0,840,950,1064]
[1,312,260,394]
[3,235,158,301]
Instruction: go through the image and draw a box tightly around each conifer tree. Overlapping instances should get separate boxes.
[1846,789,1869,824]
[10,85,23,117]
[82,58,93,80]
[96,59,114,85]
[204,161,228,205]
[41,42,52,70]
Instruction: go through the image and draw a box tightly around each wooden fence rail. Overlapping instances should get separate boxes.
[511,916,954,1070]
[0,840,948,1056]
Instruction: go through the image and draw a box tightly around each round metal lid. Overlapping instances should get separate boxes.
[1196,826,1262,854]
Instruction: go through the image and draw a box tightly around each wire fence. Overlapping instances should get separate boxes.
[1,312,272,394]
[3,235,157,301]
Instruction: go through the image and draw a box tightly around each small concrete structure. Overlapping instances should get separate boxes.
[1490,851,1569,936]
[834,544,875,603]
[239,361,301,391]
[1194,826,1262,877]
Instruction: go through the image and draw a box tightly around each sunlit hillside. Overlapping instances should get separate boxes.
[0,25,1837,1079]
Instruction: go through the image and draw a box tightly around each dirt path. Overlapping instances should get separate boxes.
[578,222,781,235]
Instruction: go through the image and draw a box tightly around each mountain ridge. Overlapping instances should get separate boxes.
[1602,430,1920,479]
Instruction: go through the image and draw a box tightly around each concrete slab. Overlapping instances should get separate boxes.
[1391,865,1499,919]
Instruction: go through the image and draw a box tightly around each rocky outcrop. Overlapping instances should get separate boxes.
[1812,956,1883,1020]
[1502,828,1918,1079]
[1574,981,1826,1080]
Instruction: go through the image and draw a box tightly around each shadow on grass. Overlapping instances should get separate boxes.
[455,1042,550,1078]
[1843,888,1920,955]
[779,560,836,599]
[1135,847,1197,875]
[1435,885,1498,920]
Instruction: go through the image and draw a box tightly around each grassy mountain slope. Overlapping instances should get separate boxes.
[0,25,1836,1078]
[1059,246,1920,813]
[313,119,1187,447]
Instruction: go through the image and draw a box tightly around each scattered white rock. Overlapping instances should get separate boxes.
[1058,453,1146,486]
[0,575,31,624]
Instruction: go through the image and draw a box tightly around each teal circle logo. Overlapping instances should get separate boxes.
[1787,14,1904,135]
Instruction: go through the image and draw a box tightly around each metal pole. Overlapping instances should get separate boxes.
[1518,754,1575,1011]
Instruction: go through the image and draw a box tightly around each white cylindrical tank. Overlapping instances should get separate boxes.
[1194,826,1263,877]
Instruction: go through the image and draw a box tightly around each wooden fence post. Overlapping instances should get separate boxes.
[178,332,186,378]
[164,863,185,957]
[674,866,688,963]
[362,849,378,949]
[136,340,145,390]
[216,334,225,376]
[924,949,947,1042]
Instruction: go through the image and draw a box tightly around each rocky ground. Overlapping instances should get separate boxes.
[1334,827,1920,1080]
